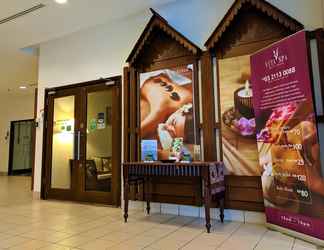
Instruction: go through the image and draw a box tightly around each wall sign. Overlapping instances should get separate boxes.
[251,31,324,241]
[97,112,106,130]
[141,140,158,162]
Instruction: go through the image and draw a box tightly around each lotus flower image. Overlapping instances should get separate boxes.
[234,117,256,136]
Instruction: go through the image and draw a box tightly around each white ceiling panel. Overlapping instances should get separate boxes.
[0,0,176,94]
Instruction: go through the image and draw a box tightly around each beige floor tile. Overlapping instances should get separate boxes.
[149,241,183,250]
[0,177,320,250]
[0,232,14,241]
[162,229,202,244]
[210,221,242,234]
[293,239,318,250]
[217,234,263,250]
[123,235,157,247]
[77,226,116,239]
[140,227,175,238]
[9,239,51,250]
[234,223,267,236]
[255,230,294,250]
[57,234,96,247]
[151,234,192,250]
[0,235,30,249]
[181,232,228,249]
[0,223,19,234]
[167,216,196,226]
[215,223,266,250]
[152,223,180,233]
[127,225,153,234]
[38,244,74,250]
[134,214,175,224]
[100,230,138,244]
[9,223,53,236]
[108,242,144,250]
[77,239,116,250]
[181,243,216,250]
[255,243,293,250]
[22,229,73,243]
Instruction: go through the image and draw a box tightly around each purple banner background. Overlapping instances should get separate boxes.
[266,207,324,240]
[251,31,324,240]
[251,31,313,117]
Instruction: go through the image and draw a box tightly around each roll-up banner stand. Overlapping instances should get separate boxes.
[251,30,324,246]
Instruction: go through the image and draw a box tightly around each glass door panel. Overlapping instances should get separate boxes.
[85,89,113,193]
[9,120,34,176]
[51,95,75,190]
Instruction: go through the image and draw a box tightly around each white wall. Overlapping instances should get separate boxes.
[35,0,324,192]
[0,93,35,173]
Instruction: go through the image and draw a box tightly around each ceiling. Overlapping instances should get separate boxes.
[0,0,176,95]
[1,0,323,96]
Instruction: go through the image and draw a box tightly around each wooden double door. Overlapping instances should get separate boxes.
[43,79,121,205]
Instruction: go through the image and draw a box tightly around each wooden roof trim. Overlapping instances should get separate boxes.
[205,0,304,50]
[126,8,201,65]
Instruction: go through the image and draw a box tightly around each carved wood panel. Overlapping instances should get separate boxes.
[216,10,291,58]
[124,10,203,206]
[203,0,303,212]
[135,29,193,70]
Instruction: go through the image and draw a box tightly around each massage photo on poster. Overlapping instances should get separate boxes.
[139,64,198,161]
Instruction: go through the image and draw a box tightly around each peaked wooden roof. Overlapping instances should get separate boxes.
[205,0,304,50]
[126,8,201,65]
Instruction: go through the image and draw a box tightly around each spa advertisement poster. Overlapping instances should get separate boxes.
[251,31,324,240]
[219,55,261,176]
[140,64,197,160]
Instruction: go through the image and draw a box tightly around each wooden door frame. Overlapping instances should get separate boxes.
[8,119,35,176]
[41,76,122,206]
[43,87,81,201]
[77,82,121,205]
[31,88,37,190]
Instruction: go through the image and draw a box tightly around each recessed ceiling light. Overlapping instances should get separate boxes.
[54,0,68,4]
[19,86,27,89]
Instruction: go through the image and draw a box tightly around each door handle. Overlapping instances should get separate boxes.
[77,131,81,161]
[73,132,77,160]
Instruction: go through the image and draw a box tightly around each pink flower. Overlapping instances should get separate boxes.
[234,117,256,136]
[266,103,297,127]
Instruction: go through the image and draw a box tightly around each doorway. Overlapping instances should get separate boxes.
[8,119,35,176]
[43,78,121,206]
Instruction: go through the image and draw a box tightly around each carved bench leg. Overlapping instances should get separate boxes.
[123,170,129,223]
[219,197,224,223]
[124,182,129,223]
[146,177,151,215]
[203,170,211,233]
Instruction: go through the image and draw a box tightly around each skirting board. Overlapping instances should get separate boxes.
[267,223,324,247]
[0,172,7,176]
[33,191,41,200]
[128,201,266,224]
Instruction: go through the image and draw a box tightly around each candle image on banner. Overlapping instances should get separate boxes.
[219,55,260,176]
[251,31,324,242]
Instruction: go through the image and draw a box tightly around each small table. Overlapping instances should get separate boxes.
[123,162,225,233]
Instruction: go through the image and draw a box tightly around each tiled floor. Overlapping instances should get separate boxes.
[0,176,321,250]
